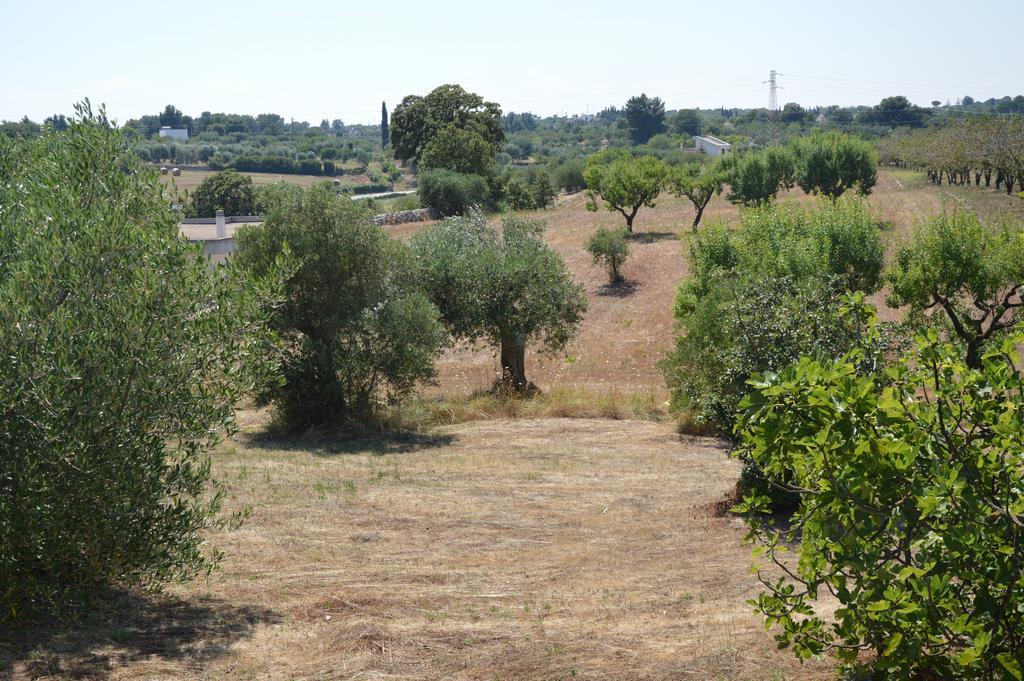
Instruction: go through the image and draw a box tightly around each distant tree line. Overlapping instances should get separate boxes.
[879,116,1024,194]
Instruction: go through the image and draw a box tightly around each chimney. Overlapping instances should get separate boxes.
[215,210,226,238]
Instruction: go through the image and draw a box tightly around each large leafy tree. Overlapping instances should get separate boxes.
[234,185,447,429]
[411,214,586,392]
[0,102,282,621]
[420,124,496,176]
[791,132,878,198]
[389,84,504,168]
[736,309,1024,680]
[670,108,703,136]
[625,93,667,145]
[584,150,668,232]
[187,169,257,217]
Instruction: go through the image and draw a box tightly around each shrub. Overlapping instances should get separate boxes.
[417,168,490,216]
[554,158,587,193]
[661,199,886,434]
[722,146,796,205]
[0,104,281,622]
[234,184,447,430]
[586,227,630,283]
[791,131,878,197]
[504,176,534,210]
[187,169,257,217]
[736,311,1024,679]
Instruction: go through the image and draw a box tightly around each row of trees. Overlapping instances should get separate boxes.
[879,116,1024,194]
[583,132,878,232]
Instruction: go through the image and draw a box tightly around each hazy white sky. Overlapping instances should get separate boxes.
[2,0,1020,125]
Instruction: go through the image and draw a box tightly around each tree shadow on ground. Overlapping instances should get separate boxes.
[0,591,279,680]
[596,279,640,298]
[241,427,456,457]
[628,231,678,244]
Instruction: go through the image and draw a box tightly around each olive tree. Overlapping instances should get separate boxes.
[584,150,668,232]
[586,227,630,283]
[0,103,282,621]
[411,213,586,392]
[234,184,447,429]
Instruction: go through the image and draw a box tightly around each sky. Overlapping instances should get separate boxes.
[2,0,1021,125]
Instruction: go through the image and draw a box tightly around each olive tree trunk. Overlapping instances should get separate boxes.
[499,334,528,392]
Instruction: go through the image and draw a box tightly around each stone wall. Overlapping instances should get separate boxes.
[371,208,437,226]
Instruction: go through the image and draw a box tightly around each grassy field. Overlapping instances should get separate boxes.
[5,169,1020,679]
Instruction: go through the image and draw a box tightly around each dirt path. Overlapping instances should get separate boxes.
[4,418,835,680]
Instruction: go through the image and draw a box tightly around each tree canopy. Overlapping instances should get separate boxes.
[411,213,586,391]
[584,149,668,232]
[0,103,282,621]
[389,84,504,168]
[791,132,878,198]
[187,169,257,217]
[625,94,667,145]
[234,184,447,428]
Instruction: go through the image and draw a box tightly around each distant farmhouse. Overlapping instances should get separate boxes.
[158,126,189,141]
[693,135,731,157]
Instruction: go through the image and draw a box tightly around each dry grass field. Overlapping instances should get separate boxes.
[159,169,334,195]
[3,418,836,680]
[393,169,1021,397]
[4,169,1021,680]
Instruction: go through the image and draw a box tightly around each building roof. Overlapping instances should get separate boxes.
[694,135,731,148]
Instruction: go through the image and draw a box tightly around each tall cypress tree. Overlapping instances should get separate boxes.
[381,101,389,149]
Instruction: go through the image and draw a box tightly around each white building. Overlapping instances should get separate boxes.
[693,135,731,157]
[158,126,189,141]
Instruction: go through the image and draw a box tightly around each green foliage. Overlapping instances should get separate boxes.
[584,150,668,232]
[722,146,796,205]
[736,315,1024,679]
[234,184,446,430]
[411,213,586,389]
[887,211,1024,368]
[670,109,703,136]
[417,168,490,216]
[625,94,667,145]
[586,227,630,283]
[661,199,886,433]
[791,132,878,197]
[187,169,257,217]
[390,84,504,167]
[553,158,587,193]
[667,161,725,228]
[0,104,282,622]
[420,125,496,176]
